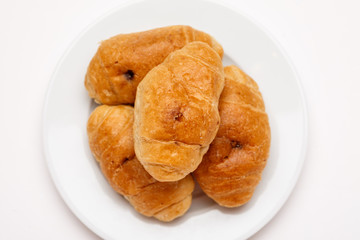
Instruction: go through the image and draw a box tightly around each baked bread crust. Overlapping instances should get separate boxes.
[87,105,194,221]
[194,65,271,207]
[85,25,223,105]
[134,42,225,182]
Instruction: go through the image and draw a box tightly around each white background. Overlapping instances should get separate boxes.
[1,0,359,239]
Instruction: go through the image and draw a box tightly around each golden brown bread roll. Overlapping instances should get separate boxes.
[193,65,271,208]
[87,105,195,221]
[134,42,225,182]
[85,25,224,105]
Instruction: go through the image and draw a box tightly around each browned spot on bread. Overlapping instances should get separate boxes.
[230,140,242,149]
[123,157,130,164]
[124,70,134,80]
[174,112,183,121]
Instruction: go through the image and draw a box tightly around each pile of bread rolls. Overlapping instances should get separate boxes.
[86,25,271,222]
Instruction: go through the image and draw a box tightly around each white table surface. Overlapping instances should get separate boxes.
[1,0,359,239]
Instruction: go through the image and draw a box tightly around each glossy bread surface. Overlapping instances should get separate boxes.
[85,25,223,105]
[87,105,195,221]
[194,65,271,207]
[134,42,225,182]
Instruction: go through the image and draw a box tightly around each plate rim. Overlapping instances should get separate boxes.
[42,0,308,239]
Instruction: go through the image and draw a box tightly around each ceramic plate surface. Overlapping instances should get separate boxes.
[43,0,307,239]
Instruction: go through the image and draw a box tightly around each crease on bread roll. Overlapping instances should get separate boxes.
[193,65,271,208]
[134,42,225,182]
[87,105,195,222]
[85,25,223,105]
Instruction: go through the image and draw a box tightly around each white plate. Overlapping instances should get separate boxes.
[43,0,307,239]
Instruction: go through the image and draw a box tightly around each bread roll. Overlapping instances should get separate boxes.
[85,25,223,105]
[193,65,271,207]
[134,42,225,182]
[87,105,194,221]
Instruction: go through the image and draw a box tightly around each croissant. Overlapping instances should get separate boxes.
[134,41,225,182]
[193,65,271,208]
[85,25,224,105]
[87,105,195,221]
